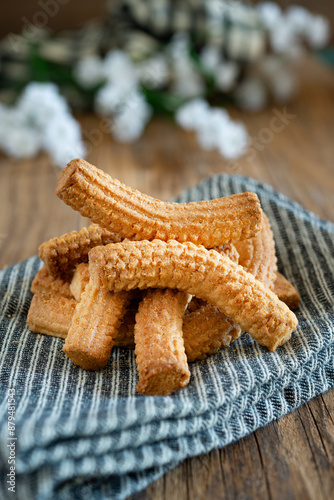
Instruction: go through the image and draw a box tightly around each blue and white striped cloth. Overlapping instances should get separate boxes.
[0,175,333,500]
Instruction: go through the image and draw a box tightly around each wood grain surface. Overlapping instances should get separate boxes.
[0,58,333,500]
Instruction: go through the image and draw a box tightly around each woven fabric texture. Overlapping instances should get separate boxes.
[0,175,333,500]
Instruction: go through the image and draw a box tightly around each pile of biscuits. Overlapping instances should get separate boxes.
[27,159,300,395]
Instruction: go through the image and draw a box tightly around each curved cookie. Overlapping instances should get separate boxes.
[90,240,298,352]
[186,243,239,314]
[184,213,277,361]
[56,159,262,248]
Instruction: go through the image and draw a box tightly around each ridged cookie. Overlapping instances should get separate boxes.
[184,212,278,360]
[63,263,130,371]
[27,293,76,339]
[273,272,300,310]
[31,266,73,299]
[56,159,262,247]
[135,289,190,395]
[39,223,121,278]
[90,240,298,351]
[235,212,277,289]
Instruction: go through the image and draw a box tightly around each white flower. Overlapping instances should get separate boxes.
[74,55,105,88]
[136,54,169,88]
[285,6,312,35]
[112,103,152,143]
[176,99,249,159]
[95,50,142,116]
[2,126,41,159]
[111,90,152,142]
[17,82,69,128]
[103,50,137,89]
[235,77,268,111]
[0,83,85,166]
[306,15,330,49]
[42,116,86,167]
[95,52,152,143]
[270,22,296,53]
[216,62,239,91]
[0,107,41,159]
[272,7,330,51]
[205,0,226,19]
[175,99,210,131]
[169,33,190,60]
[169,33,205,98]
[95,82,128,115]
[200,45,221,72]
[200,45,239,92]
[120,88,151,116]
[196,108,230,150]
[256,2,283,29]
[112,112,144,142]
[217,120,248,159]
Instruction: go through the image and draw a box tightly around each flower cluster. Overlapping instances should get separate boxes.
[0,83,86,166]
[71,2,330,156]
[0,2,330,165]
[257,3,330,53]
[237,2,331,112]
[176,99,248,160]
[75,50,153,143]
[74,42,248,157]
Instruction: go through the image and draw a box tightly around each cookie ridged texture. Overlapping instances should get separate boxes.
[183,212,278,361]
[135,289,190,395]
[186,243,239,314]
[235,212,277,290]
[63,274,130,371]
[27,293,76,339]
[90,240,298,351]
[39,223,121,278]
[56,159,262,247]
[31,266,73,299]
[184,242,241,361]
[183,304,242,362]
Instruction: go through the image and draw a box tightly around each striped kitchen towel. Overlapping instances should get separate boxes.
[0,175,333,500]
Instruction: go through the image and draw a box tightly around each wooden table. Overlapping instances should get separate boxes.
[0,58,333,499]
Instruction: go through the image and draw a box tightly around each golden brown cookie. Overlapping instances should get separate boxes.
[56,159,262,247]
[235,212,277,289]
[135,289,190,395]
[70,263,90,301]
[63,262,130,371]
[27,293,76,339]
[90,240,298,351]
[31,266,73,299]
[39,224,121,278]
[273,272,300,310]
